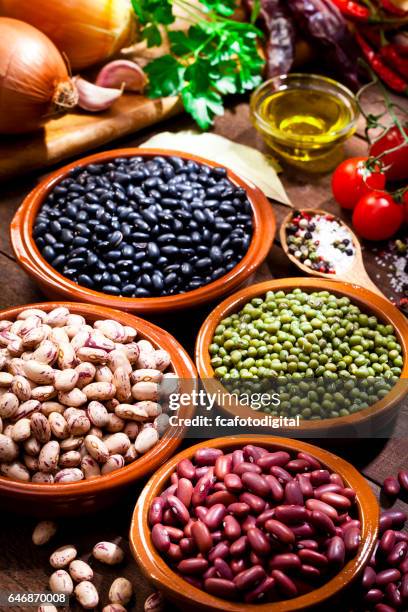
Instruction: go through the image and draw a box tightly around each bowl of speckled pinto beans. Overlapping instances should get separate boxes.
[0,302,197,517]
[195,278,408,438]
[10,148,275,317]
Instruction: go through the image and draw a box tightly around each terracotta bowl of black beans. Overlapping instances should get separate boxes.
[11,148,276,316]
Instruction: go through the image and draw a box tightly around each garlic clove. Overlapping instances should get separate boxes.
[95,60,146,92]
[74,77,122,112]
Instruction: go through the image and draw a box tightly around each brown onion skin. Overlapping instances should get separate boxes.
[0,18,75,134]
[0,0,135,71]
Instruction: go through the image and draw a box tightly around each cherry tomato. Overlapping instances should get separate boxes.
[352,191,404,240]
[331,157,386,209]
[370,126,408,182]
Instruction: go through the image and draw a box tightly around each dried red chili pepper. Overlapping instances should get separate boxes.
[380,0,407,17]
[355,32,408,93]
[380,44,408,79]
[260,0,296,78]
[329,0,370,20]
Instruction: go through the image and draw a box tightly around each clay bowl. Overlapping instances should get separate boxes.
[195,278,408,438]
[10,148,276,317]
[0,302,197,517]
[130,435,379,612]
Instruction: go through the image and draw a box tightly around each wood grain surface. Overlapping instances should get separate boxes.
[0,98,407,612]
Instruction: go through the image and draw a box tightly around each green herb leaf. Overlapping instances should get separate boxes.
[182,88,224,129]
[145,56,186,97]
[141,23,162,47]
[199,0,236,16]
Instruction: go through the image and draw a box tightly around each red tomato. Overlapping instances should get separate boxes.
[331,157,386,209]
[352,191,404,240]
[403,190,408,223]
[370,126,408,182]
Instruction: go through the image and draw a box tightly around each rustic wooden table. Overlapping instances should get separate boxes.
[0,101,407,612]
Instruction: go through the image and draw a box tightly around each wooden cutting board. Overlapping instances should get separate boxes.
[0,94,182,182]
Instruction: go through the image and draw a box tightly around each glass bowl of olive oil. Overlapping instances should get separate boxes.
[250,74,359,173]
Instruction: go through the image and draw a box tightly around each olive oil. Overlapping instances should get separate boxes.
[251,75,359,172]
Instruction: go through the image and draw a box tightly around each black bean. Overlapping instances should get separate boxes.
[102,285,120,295]
[51,255,66,269]
[42,246,56,261]
[147,242,160,260]
[195,258,212,271]
[78,274,94,288]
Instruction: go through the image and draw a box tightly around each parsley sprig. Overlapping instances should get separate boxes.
[131,0,264,129]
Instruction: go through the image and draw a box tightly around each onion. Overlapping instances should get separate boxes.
[0,18,77,134]
[0,0,135,71]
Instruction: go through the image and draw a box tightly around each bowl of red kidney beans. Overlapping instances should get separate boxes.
[10,148,275,317]
[130,436,379,611]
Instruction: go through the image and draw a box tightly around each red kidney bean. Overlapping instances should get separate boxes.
[203,566,217,580]
[213,482,226,492]
[297,473,314,498]
[300,564,321,579]
[297,539,319,551]
[341,519,361,532]
[297,452,321,470]
[214,454,232,480]
[270,466,292,485]
[195,466,211,479]
[241,515,257,532]
[204,578,237,600]
[195,506,208,521]
[306,499,338,521]
[257,451,290,469]
[362,566,377,589]
[167,543,183,561]
[270,570,298,598]
[398,469,408,492]
[177,458,195,480]
[376,568,401,586]
[230,558,248,575]
[374,604,397,612]
[341,488,357,502]
[382,510,407,527]
[264,519,295,545]
[234,462,262,476]
[204,504,226,530]
[400,557,408,574]
[183,519,195,538]
[224,473,243,493]
[163,508,178,527]
[223,515,241,541]
[250,551,262,565]
[211,530,223,544]
[165,526,184,542]
[232,450,244,470]
[192,467,214,506]
[286,459,310,473]
[239,492,266,514]
[387,541,408,566]
[269,553,301,571]
[161,484,177,502]
[290,523,316,538]
[180,537,196,555]
[184,576,203,589]
[208,542,229,563]
[176,478,193,508]
[227,502,250,518]
[314,483,342,498]
[327,536,345,566]
[243,444,268,463]
[206,492,237,507]
[151,524,171,553]
[321,492,352,510]
[149,497,165,526]
[191,521,212,553]
[309,510,336,536]
[385,582,402,608]
[234,565,266,590]
[284,481,304,506]
[298,548,328,567]
[167,495,190,526]
[265,474,284,502]
[178,558,208,575]
[330,473,344,487]
[256,509,276,526]
[400,572,408,599]
[230,535,248,557]
[380,530,397,554]
[194,448,223,466]
[395,531,408,542]
[383,476,401,498]
[274,505,308,525]
[244,576,276,603]
[310,470,331,486]
[241,472,270,498]
[171,473,179,485]
[380,514,394,534]
[364,588,384,604]
[247,527,271,556]
[344,527,360,554]
[214,558,234,581]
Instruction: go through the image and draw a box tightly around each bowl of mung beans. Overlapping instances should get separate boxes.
[10,148,275,316]
[0,301,197,517]
[130,435,379,611]
[195,279,408,437]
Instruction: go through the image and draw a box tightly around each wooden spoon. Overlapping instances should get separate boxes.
[280,208,388,300]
